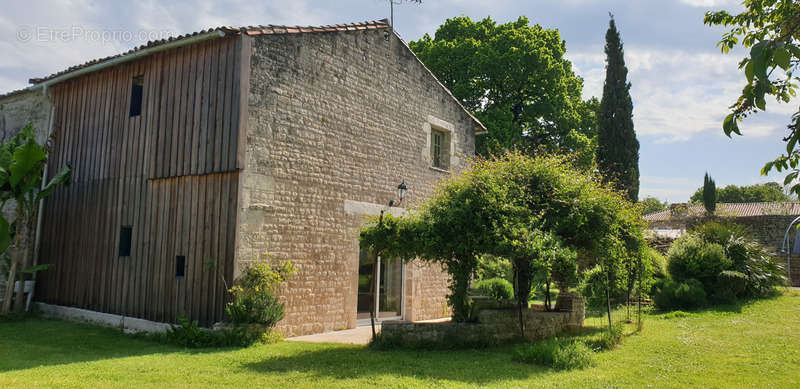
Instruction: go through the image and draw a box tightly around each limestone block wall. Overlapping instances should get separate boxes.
[238,29,478,336]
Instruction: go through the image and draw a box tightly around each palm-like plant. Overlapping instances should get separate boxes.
[1,124,71,314]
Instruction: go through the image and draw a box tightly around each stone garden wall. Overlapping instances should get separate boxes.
[381,296,585,345]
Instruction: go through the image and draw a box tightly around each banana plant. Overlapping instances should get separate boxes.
[1,124,71,314]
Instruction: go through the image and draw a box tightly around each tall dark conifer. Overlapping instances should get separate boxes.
[597,16,639,202]
[702,172,717,214]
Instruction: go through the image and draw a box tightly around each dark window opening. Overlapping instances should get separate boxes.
[431,129,449,169]
[129,75,144,117]
[119,226,132,257]
[176,256,186,278]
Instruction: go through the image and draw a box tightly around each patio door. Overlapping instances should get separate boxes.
[357,246,403,322]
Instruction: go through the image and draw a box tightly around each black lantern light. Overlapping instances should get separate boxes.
[397,180,407,203]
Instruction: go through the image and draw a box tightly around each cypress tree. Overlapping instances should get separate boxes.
[597,16,640,202]
[702,172,717,214]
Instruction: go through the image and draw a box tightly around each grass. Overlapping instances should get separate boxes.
[1,290,799,388]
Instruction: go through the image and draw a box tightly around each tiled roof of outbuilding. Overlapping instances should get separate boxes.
[29,20,391,84]
[643,202,800,222]
[5,19,486,132]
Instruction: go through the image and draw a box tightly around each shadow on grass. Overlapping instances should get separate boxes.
[241,344,548,385]
[0,317,220,372]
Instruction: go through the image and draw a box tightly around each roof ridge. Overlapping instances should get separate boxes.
[22,19,390,86]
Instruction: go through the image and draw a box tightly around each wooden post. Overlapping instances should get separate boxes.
[605,268,613,330]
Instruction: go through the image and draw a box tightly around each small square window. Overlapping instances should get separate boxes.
[129,75,144,117]
[119,226,132,257]
[430,129,449,169]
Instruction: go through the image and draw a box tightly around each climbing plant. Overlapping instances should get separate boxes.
[360,152,646,331]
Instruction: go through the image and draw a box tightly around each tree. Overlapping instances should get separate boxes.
[703,173,717,214]
[597,16,640,202]
[409,16,597,158]
[705,1,800,195]
[1,124,71,314]
[640,197,668,215]
[689,182,791,203]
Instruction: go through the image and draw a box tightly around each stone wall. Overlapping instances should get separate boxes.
[238,29,479,336]
[0,90,52,144]
[381,296,585,345]
[0,90,53,299]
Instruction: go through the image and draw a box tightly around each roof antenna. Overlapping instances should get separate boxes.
[388,0,422,30]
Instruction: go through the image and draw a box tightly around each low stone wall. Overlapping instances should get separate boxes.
[381,295,585,345]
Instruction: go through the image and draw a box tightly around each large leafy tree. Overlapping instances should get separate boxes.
[409,16,596,158]
[597,16,640,202]
[689,181,791,203]
[705,1,800,194]
[1,124,71,314]
[640,197,669,215]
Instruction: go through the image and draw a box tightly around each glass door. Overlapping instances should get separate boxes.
[357,246,403,321]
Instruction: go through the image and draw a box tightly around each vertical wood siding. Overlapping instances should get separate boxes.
[36,36,242,326]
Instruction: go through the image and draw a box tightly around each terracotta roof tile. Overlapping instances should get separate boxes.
[25,19,390,85]
[643,202,800,222]
[4,18,487,132]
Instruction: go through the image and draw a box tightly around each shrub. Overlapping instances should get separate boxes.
[713,270,748,303]
[667,235,730,291]
[156,317,274,348]
[644,247,667,279]
[653,278,707,311]
[723,236,786,297]
[660,310,692,319]
[226,260,296,327]
[473,277,514,301]
[513,338,594,370]
[590,323,624,351]
[691,221,749,246]
[475,254,513,281]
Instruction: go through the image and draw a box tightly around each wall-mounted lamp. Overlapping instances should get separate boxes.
[389,180,407,207]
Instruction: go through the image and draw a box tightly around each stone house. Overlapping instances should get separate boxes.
[644,202,800,287]
[0,19,486,335]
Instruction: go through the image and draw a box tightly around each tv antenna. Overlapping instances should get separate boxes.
[388,0,422,28]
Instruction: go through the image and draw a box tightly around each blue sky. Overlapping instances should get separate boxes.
[0,0,792,202]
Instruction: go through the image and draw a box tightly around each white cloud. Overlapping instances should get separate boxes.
[570,46,795,143]
[639,175,699,202]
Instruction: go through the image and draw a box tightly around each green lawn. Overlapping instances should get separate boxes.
[1,290,799,388]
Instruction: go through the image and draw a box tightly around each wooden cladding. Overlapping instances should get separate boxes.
[47,36,243,184]
[37,173,238,325]
[35,36,246,326]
